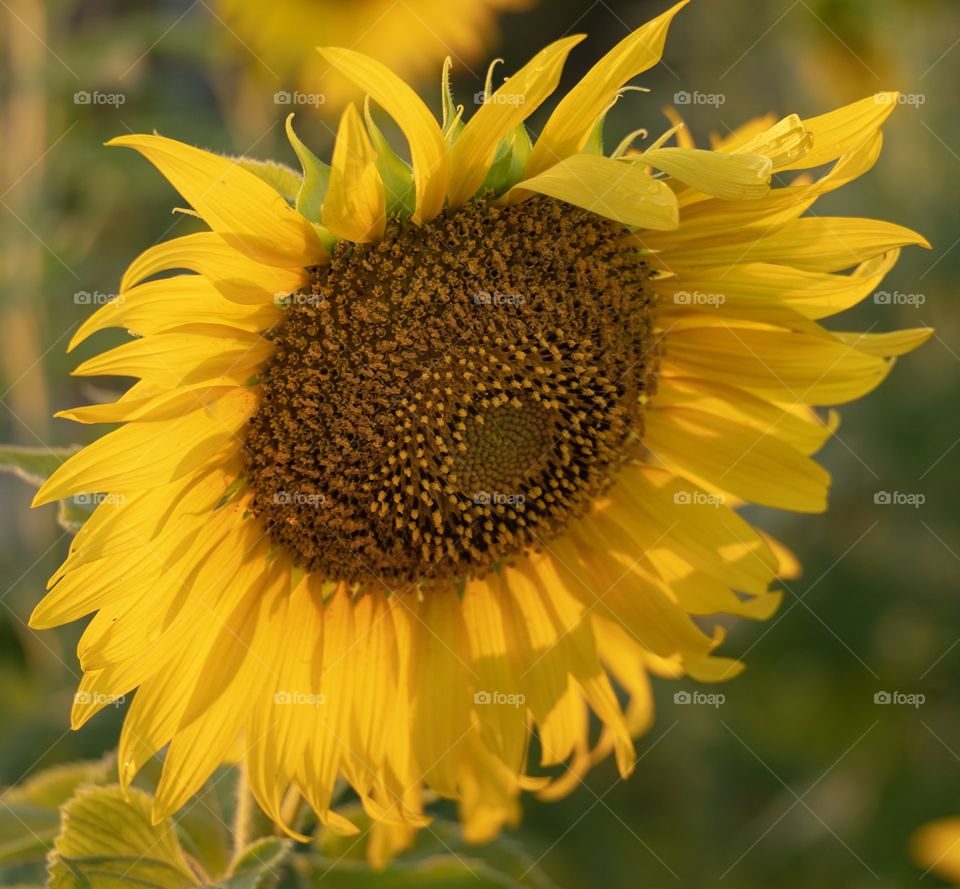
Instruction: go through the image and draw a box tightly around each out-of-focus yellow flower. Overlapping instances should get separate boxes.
[217,0,535,109]
[33,0,930,865]
[913,817,960,885]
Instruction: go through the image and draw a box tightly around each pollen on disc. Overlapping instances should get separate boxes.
[242,197,657,590]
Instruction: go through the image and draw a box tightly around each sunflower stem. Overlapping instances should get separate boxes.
[233,763,256,856]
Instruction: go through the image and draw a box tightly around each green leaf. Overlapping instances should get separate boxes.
[173,771,234,884]
[284,115,331,224]
[221,837,292,889]
[0,444,97,533]
[47,785,200,889]
[0,804,60,869]
[301,854,536,888]
[230,157,303,205]
[5,756,113,809]
[0,756,112,868]
[0,445,79,488]
[313,809,557,889]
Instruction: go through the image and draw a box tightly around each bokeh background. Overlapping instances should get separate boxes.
[1,0,957,885]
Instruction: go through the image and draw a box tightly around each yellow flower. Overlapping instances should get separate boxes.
[913,817,960,885]
[216,0,534,109]
[33,0,930,861]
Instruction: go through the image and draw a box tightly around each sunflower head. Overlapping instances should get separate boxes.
[32,0,931,865]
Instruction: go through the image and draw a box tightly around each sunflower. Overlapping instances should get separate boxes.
[913,817,960,885]
[216,0,533,109]
[33,0,930,862]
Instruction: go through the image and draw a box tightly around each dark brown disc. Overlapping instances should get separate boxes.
[242,196,657,590]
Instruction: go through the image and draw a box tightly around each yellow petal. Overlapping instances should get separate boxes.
[33,388,257,505]
[526,1,688,178]
[506,154,678,230]
[663,325,893,405]
[446,35,584,207]
[832,327,933,358]
[638,147,771,200]
[71,325,272,388]
[107,134,326,267]
[645,406,830,512]
[653,250,900,324]
[316,47,449,223]
[321,104,386,243]
[712,114,813,171]
[70,277,279,350]
[780,93,899,171]
[120,232,306,305]
[654,217,928,273]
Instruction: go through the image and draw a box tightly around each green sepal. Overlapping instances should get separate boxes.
[479,124,533,198]
[284,114,331,223]
[441,57,465,146]
[583,112,606,155]
[364,99,416,218]
[230,156,302,204]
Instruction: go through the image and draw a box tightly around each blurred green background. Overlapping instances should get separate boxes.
[0,0,957,885]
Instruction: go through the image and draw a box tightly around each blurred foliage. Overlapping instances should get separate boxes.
[1,0,958,886]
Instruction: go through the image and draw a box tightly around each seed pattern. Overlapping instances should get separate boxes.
[243,197,657,589]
